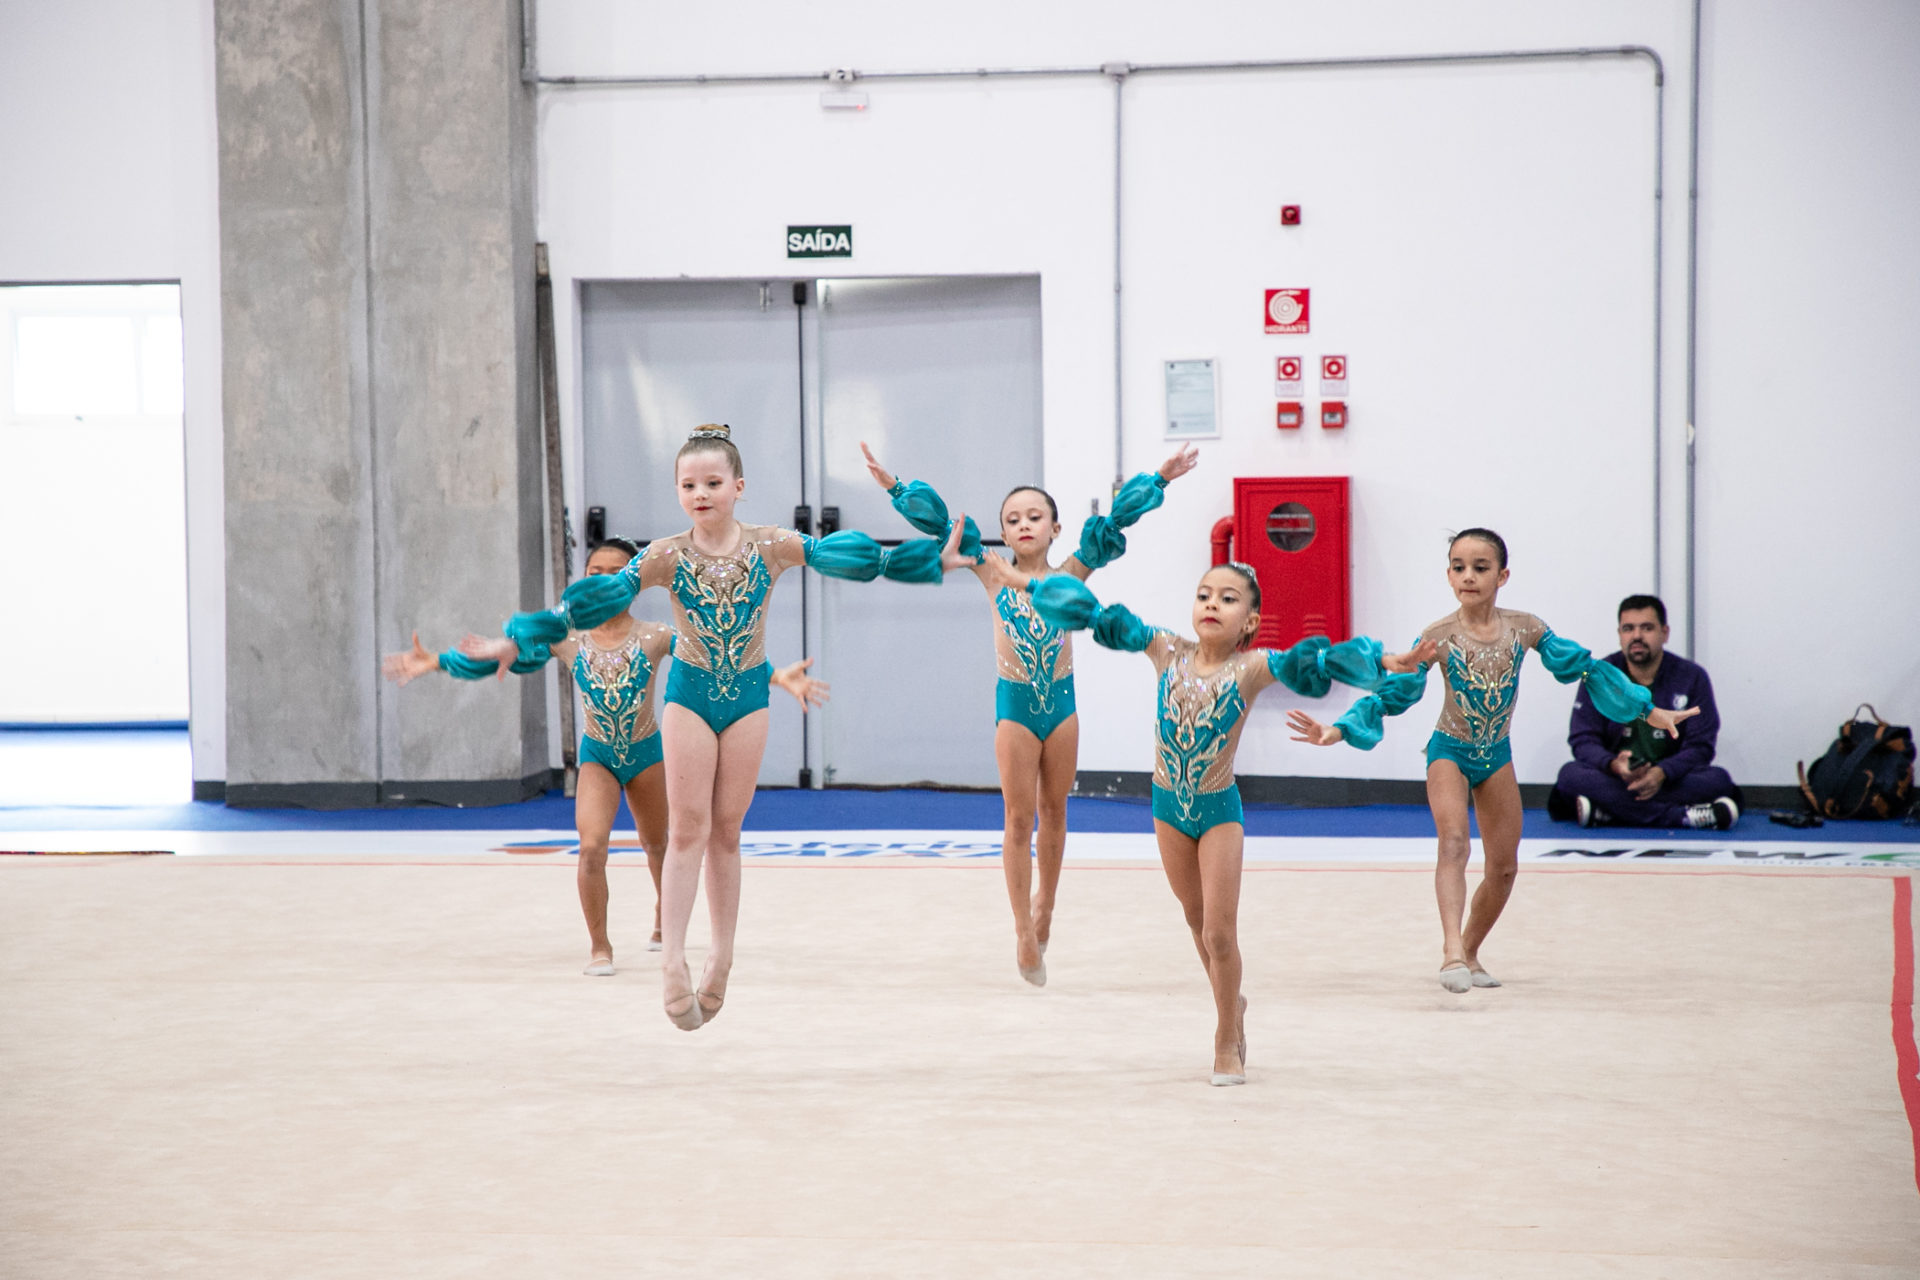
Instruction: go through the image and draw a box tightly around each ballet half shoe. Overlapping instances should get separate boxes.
[1438,962,1473,994]
[1469,964,1501,988]
[696,989,725,1025]
[583,959,615,977]
[664,966,704,1031]
[1019,958,1047,987]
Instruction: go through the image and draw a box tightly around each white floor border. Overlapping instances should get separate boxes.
[4,826,1917,869]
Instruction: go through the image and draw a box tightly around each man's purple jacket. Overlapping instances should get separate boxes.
[1568,651,1721,782]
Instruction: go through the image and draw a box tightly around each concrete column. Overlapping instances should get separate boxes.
[216,0,546,807]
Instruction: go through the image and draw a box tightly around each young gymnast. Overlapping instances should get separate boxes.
[384,537,829,977]
[1286,528,1699,993]
[859,442,1199,986]
[986,556,1424,1085]
[526,425,975,1030]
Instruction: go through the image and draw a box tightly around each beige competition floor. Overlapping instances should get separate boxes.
[3,853,1917,1278]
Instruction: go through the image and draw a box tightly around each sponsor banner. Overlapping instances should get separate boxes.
[15,828,1911,868]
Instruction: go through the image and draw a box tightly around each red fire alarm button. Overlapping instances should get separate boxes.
[1276,401,1303,429]
[1320,400,1347,429]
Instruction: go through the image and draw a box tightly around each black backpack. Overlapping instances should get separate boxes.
[1798,704,1915,819]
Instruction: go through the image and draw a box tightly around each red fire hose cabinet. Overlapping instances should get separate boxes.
[1217,476,1351,650]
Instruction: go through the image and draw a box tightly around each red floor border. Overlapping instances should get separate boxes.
[1893,877,1920,1199]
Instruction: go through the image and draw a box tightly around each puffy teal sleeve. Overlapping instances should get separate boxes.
[438,648,551,680]
[502,608,570,667]
[1266,638,1334,698]
[803,531,944,584]
[1330,655,1432,751]
[560,565,641,631]
[886,479,984,562]
[1028,575,1157,653]
[439,649,499,680]
[1537,629,1653,724]
[1074,472,1168,570]
[1264,634,1397,699]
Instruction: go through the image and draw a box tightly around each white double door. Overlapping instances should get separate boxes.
[579,275,1042,788]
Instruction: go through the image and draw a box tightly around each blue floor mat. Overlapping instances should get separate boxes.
[2,787,1915,842]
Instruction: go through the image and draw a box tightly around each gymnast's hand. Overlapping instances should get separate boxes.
[457,633,518,680]
[1286,709,1344,746]
[938,513,974,572]
[979,552,1031,593]
[1157,442,1200,484]
[1381,638,1441,674]
[1645,705,1699,735]
[860,441,897,491]
[771,658,831,709]
[382,632,439,686]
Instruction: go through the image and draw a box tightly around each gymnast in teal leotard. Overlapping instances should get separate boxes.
[861,441,1199,988]
[389,535,829,979]
[996,556,1419,1087]
[383,539,677,974]
[1288,527,1699,996]
[523,425,974,1032]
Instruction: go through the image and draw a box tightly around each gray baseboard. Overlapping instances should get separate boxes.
[1072,771,1795,811]
[194,772,1801,814]
[218,770,559,811]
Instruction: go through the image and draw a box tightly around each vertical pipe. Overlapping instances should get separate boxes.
[534,245,578,796]
[358,0,385,795]
[795,281,812,788]
[1651,60,1665,601]
[1108,64,1129,492]
[519,0,536,85]
[1685,0,1703,656]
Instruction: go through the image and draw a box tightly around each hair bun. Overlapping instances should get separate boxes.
[688,423,732,441]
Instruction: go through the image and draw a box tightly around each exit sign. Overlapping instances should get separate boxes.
[787,225,853,258]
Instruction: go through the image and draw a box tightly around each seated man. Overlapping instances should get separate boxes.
[1548,594,1744,830]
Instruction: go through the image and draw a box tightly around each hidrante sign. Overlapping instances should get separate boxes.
[787,225,853,258]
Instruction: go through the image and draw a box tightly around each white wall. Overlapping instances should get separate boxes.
[1694,0,1920,787]
[536,0,1706,784]
[8,0,1910,787]
[0,1,225,758]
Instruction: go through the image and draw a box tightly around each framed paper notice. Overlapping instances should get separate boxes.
[1164,358,1219,440]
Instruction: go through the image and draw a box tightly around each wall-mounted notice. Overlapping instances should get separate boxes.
[1275,355,1304,397]
[1320,354,1349,396]
[1165,359,1220,440]
[1264,288,1310,334]
[788,225,853,258]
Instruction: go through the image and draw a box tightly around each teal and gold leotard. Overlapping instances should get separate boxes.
[572,621,672,784]
[532,517,957,737]
[439,618,673,786]
[1027,576,1393,839]
[1332,608,1655,788]
[887,471,1169,743]
[993,584,1076,741]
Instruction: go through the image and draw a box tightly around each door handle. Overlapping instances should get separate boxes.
[819,505,841,536]
[793,503,813,535]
